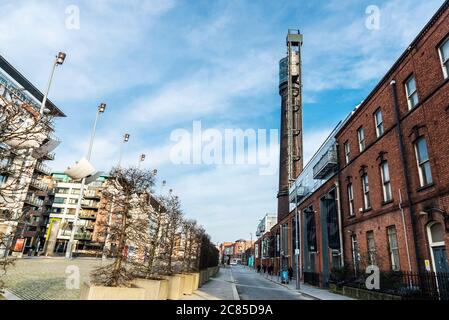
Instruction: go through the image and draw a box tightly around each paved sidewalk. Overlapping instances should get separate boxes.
[255,270,354,300]
[182,267,239,300]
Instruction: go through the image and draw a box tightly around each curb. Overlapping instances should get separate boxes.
[257,273,320,300]
[228,269,240,300]
[2,289,22,300]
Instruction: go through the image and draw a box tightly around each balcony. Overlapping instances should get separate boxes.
[81,200,98,209]
[313,144,338,180]
[75,232,92,241]
[79,211,97,220]
[34,162,51,176]
[24,195,44,207]
[84,189,101,199]
[42,153,55,161]
[29,178,49,192]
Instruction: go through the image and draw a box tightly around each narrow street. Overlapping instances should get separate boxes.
[230,265,308,300]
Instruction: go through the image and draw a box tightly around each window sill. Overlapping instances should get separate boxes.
[347,215,356,220]
[417,183,435,193]
[381,200,394,206]
[362,208,372,214]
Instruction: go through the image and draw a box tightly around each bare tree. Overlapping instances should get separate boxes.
[159,193,183,275]
[180,219,198,273]
[143,194,167,277]
[1,83,55,288]
[91,167,155,287]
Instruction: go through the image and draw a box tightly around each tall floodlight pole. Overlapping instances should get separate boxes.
[66,103,106,259]
[40,52,66,116]
[101,133,130,261]
[138,154,146,169]
[117,133,130,168]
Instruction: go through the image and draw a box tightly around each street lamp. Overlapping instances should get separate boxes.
[66,103,106,259]
[40,52,67,116]
[117,133,130,168]
[138,154,146,169]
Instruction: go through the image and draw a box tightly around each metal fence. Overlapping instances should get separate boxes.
[330,268,449,300]
[304,272,321,287]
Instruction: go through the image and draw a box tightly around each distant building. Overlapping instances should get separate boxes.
[44,172,108,256]
[0,55,65,257]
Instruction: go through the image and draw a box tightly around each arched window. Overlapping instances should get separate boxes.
[429,222,445,244]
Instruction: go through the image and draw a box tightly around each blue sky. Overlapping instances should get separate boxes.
[0,0,444,243]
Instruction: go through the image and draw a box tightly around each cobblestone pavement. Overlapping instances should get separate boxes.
[2,257,105,300]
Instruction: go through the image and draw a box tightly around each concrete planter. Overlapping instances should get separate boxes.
[200,269,209,286]
[81,282,146,300]
[180,274,194,295]
[132,278,169,300]
[189,273,200,291]
[161,275,185,300]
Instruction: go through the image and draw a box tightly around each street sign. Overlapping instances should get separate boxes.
[295,249,300,255]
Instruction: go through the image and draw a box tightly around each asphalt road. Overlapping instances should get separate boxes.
[230,265,307,300]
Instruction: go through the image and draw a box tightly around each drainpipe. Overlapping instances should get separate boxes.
[390,80,420,271]
[335,181,344,268]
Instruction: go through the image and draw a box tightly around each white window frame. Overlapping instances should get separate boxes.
[344,141,350,164]
[405,75,419,110]
[347,183,354,216]
[374,109,384,137]
[358,127,365,152]
[438,36,449,79]
[366,231,377,266]
[380,161,392,202]
[414,137,433,187]
[387,226,401,271]
[362,174,371,210]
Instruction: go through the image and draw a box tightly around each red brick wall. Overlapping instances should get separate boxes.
[336,2,449,272]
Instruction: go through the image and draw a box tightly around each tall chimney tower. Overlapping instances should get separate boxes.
[277,30,303,221]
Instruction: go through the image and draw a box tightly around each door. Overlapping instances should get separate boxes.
[432,246,449,300]
[433,246,449,273]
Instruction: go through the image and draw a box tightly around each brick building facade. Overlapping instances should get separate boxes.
[257,0,449,288]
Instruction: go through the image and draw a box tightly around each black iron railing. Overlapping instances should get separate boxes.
[304,272,321,287]
[330,268,449,300]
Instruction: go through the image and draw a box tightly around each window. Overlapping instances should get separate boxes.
[71,188,81,195]
[414,137,433,187]
[53,197,66,204]
[68,198,78,205]
[362,174,371,210]
[387,226,400,271]
[380,162,392,202]
[366,231,377,266]
[347,184,354,216]
[55,188,69,194]
[344,141,350,164]
[374,109,384,137]
[358,127,365,152]
[439,37,449,79]
[351,234,360,272]
[0,174,8,184]
[405,75,419,109]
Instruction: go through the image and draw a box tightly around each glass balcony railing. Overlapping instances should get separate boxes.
[312,144,338,180]
[75,232,92,241]
[29,178,49,192]
[24,195,44,207]
[35,162,51,175]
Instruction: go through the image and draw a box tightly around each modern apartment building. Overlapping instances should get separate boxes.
[45,173,108,256]
[0,55,65,257]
